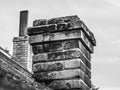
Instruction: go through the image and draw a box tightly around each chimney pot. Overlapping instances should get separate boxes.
[19,10,28,36]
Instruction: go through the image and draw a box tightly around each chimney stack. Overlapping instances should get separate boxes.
[19,10,28,36]
[13,10,32,72]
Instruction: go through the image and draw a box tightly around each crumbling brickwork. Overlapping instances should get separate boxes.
[27,15,96,90]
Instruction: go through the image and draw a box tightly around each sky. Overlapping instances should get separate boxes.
[0,0,120,90]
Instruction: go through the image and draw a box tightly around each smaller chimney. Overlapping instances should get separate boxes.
[19,10,28,36]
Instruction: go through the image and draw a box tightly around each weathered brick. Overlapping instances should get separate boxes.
[29,30,93,53]
[13,36,29,42]
[47,15,80,24]
[33,69,91,87]
[79,61,91,79]
[29,30,81,44]
[32,40,91,59]
[33,15,80,26]
[78,41,91,60]
[27,24,56,35]
[32,41,63,54]
[32,48,91,69]
[33,19,47,26]
[57,23,67,30]
[14,51,27,55]
[48,79,89,90]
[29,34,43,44]
[33,58,91,78]
[27,26,48,35]
[31,18,96,46]
[89,31,96,46]
[67,21,96,46]
[81,31,94,53]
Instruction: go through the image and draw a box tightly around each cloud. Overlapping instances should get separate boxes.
[92,56,120,88]
[106,0,120,7]
[100,87,120,90]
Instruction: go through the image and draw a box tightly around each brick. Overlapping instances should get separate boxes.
[32,40,91,59]
[89,31,96,46]
[57,23,67,30]
[32,41,63,54]
[29,30,82,44]
[33,15,80,26]
[29,34,43,44]
[27,26,48,35]
[32,20,96,46]
[79,61,91,79]
[78,41,91,60]
[33,69,91,87]
[31,18,96,46]
[14,51,26,56]
[67,21,96,46]
[81,31,94,53]
[29,30,93,53]
[33,19,47,26]
[33,58,91,78]
[27,24,56,35]
[32,48,91,69]
[48,79,89,90]
[47,15,80,24]
[13,36,29,42]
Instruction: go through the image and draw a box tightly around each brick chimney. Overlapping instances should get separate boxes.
[27,15,96,90]
[13,10,32,72]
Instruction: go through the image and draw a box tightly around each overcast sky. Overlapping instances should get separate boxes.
[0,0,120,90]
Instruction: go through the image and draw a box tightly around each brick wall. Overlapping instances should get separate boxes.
[13,36,32,72]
